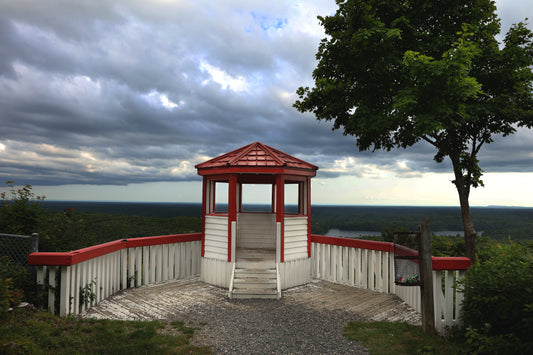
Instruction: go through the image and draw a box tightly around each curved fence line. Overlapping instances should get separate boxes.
[28,234,201,316]
[310,234,471,335]
[29,232,470,335]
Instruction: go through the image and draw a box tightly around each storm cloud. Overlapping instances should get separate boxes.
[1,0,532,187]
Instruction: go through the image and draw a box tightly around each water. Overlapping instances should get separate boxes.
[325,229,382,238]
[325,229,465,238]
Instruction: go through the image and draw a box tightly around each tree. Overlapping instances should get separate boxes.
[294,0,533,261]
[0,181,82,252]
[0,181,45,235]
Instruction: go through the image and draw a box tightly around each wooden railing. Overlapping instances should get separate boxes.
[28,234,201,316]
[310,235,471,335]
[28,231,470,335]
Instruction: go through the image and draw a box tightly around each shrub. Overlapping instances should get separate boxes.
[458,241,533,353]
[0,181,45,235]
[0,256,24,314]
[431,234,465,256]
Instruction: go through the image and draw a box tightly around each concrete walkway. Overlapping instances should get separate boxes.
[82,277,421,354]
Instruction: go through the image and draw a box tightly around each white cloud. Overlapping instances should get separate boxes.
[200,61,249,92]
[144,90,181,110]
[319,156,422,179]
[0,0,532,206]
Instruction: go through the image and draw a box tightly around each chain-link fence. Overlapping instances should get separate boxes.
[0,233,39,266]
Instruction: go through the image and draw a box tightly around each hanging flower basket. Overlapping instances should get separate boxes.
[394,231,421,286]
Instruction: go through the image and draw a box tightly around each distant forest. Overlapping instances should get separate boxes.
[43,201,533,241]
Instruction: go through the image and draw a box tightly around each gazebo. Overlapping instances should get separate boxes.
[195,142,318,298]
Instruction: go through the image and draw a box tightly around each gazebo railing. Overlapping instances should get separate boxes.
[310,235,471,335]
[28,231,470,335]
[28,234,201,316]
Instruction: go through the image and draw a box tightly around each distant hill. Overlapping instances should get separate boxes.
[43,201,533,241]
[44,201,202,218]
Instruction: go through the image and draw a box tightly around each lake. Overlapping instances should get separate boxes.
[325,229,465,238]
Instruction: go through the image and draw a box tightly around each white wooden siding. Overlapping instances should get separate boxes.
[237,213,275,249]
[278,258,311,289]
[204,215,228,260]
[201,257,232,288]
[284,217,308,261]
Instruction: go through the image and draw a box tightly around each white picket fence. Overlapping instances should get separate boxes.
[29,232,470,335]
[310,235,470,335]
[29,234,201,316]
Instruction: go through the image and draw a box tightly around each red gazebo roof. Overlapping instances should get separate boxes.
[195,142,318,176]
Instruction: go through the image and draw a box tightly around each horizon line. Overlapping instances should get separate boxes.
[42,200,533,208]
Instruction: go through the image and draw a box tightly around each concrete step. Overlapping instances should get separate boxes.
[236,261,276,269]
[234,269,276,278]
[234,281,277,289]
[229,266,280,299]
[231,288,279,299]
[233,273,278,282]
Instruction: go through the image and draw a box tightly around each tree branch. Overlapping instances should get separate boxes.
[474,137,486,155]
[421,135,436,146]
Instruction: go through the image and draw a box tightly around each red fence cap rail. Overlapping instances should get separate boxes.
[311,234,394,252]
[431,256,471,270]
[311,234,471,270]
[28,233,202,266]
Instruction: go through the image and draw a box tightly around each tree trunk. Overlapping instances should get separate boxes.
[456,183,477,262]
[451,157,477,262]
[419,217,436,334]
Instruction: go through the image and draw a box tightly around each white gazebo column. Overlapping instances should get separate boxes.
[201,177,207,257]
[275,174,285,262]
[306,177,312,257]
[228,175,238,262]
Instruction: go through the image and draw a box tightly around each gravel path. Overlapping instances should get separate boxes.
[83,277,421,354]
[186,295,369,354]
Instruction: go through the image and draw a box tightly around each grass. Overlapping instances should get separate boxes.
[0,307,212,354]
[344,321,456,355]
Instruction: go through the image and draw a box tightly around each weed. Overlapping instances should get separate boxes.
[79,279,97,307]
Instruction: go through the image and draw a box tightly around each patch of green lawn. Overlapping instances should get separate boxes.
[344,321,456,355]
[1,308,211,354]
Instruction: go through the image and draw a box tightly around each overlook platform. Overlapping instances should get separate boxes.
[29,233,470,336]
[82,277,420,354]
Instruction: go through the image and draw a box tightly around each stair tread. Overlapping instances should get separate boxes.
[229,260,280,299]
[232,288,278,295]
[233,280,278,288]
[234,277,276,281]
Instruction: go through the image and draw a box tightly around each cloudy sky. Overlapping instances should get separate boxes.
[1,0,532,207]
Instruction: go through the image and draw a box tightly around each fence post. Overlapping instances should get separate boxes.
[420,217,436,334]
[31,233,39,253]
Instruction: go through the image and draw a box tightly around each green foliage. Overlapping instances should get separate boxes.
[431,235,465,257]
[39,208,88,252]
[457,242,533,353]
[0,256,24,314]
[0,181,45,235]
[79,279,97,308]
[1,181,202,252]
[0,307,211,354]
[0,181,85,252]
[295,0,533,261]
[34,210,201,252]
[55,212,201,252]
[295,0,533,172]
[311,205,533,241]
[344,321,454,354]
